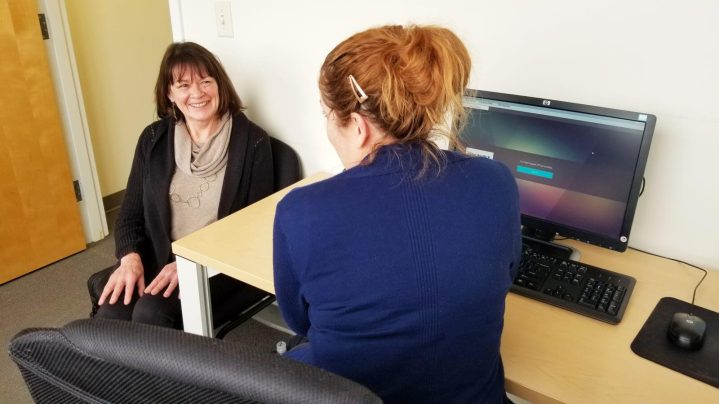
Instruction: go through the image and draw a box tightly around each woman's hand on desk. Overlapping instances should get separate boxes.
[99,253,146,305]
[144,261,178,298]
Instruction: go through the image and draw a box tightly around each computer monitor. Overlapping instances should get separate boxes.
[461,90,655,255]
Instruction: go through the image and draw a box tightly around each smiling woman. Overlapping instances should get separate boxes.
[168,72,220,140]
[154,42,244,144]
[92,42,274,329]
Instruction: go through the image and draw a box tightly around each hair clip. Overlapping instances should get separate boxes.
[348,74,369,104]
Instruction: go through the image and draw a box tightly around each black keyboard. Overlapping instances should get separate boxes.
[511,240,636,324]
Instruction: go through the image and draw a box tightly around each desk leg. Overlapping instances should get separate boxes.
[176,256,214,337]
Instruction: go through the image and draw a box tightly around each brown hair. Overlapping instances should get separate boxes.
[319,25,471,175]
[154,42,244,122]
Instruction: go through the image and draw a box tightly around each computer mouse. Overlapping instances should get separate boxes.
[667,312,706,351]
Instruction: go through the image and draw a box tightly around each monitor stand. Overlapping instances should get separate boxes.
[521,227,581,262]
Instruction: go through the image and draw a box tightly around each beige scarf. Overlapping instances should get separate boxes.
[174,113,232,177]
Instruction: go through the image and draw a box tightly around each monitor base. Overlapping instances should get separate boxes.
[521,233,581,262]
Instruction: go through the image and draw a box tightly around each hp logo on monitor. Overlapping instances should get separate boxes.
[542,100,551,106]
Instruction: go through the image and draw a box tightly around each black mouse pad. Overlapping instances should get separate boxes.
[631,297,719,387]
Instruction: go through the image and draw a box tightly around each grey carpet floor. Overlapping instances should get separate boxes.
[1,227,290,402]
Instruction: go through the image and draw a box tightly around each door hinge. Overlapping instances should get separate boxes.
[73,180,83,202]
[38,13,49,40]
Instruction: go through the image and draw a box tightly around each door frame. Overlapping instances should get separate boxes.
[37,0,107,242]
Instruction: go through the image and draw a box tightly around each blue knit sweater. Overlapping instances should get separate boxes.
[273,145,521,403]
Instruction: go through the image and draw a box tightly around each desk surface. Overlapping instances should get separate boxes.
[173,172,718,403]
[503,239,718,403]
[173,172,332,294]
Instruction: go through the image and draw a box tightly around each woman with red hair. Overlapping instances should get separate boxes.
[274,25,521,403]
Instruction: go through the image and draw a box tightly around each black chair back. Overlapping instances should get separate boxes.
[213,136,301,338]
[9,319,381,403]
[270,136,302,190]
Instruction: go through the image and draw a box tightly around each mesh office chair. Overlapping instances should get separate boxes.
[8,319,381,403]
[87,137,302,338]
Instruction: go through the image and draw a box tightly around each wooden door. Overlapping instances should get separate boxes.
[0,0,85,284]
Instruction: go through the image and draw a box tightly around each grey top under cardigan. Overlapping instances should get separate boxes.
[169,114,232,241]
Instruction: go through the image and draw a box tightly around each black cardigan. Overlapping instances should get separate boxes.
[114,113,274,278]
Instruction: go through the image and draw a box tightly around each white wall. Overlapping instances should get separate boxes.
[173,0,718,270]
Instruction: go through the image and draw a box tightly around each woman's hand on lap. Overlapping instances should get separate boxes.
[99,253,145,305]
[144,261,178,298]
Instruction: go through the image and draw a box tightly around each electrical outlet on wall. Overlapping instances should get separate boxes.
[215,1,234,38]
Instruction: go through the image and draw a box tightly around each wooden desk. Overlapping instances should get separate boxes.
[172,172,332,336]
[503,240,718,403]
[173,173,718,402]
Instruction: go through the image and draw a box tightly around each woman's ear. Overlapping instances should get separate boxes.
[349,112,370,148]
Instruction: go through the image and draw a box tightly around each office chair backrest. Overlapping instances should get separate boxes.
[9,319,381,404]
[270,136,302,191]
[211,136,302,338]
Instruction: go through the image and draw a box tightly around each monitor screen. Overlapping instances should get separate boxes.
[461,90,655,252]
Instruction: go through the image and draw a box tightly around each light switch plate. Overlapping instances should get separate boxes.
[215,1,233,38]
